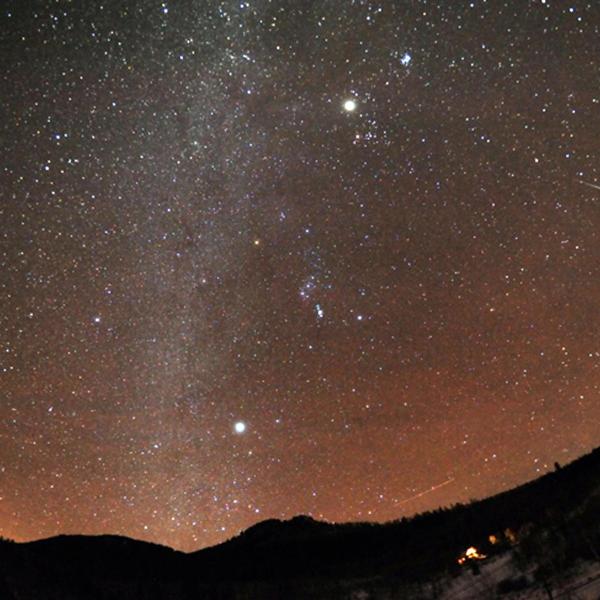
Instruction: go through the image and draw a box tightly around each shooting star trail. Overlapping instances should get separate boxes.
[395,478,455,507]
[578,180,600,191]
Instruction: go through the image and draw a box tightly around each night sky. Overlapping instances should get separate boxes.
[1,0,600,552]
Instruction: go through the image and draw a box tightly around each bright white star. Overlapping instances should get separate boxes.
[234,421,246,434]
[343,99,357,112]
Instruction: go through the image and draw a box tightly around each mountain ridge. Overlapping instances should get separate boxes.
[2,444,599,598]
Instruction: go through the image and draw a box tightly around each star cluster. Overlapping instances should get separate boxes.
[1,0,600,551]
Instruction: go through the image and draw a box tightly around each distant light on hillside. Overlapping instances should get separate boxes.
[458,546,487,565]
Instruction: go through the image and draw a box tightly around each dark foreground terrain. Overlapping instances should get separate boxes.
[2,447,599,599]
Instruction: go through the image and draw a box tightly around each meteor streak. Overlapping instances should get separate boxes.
[395,478,455,507]
[578,180,600,191]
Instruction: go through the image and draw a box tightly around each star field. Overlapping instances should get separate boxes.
[1,0,600,551]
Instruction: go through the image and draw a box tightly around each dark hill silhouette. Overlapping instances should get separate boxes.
[2,446,599,599]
